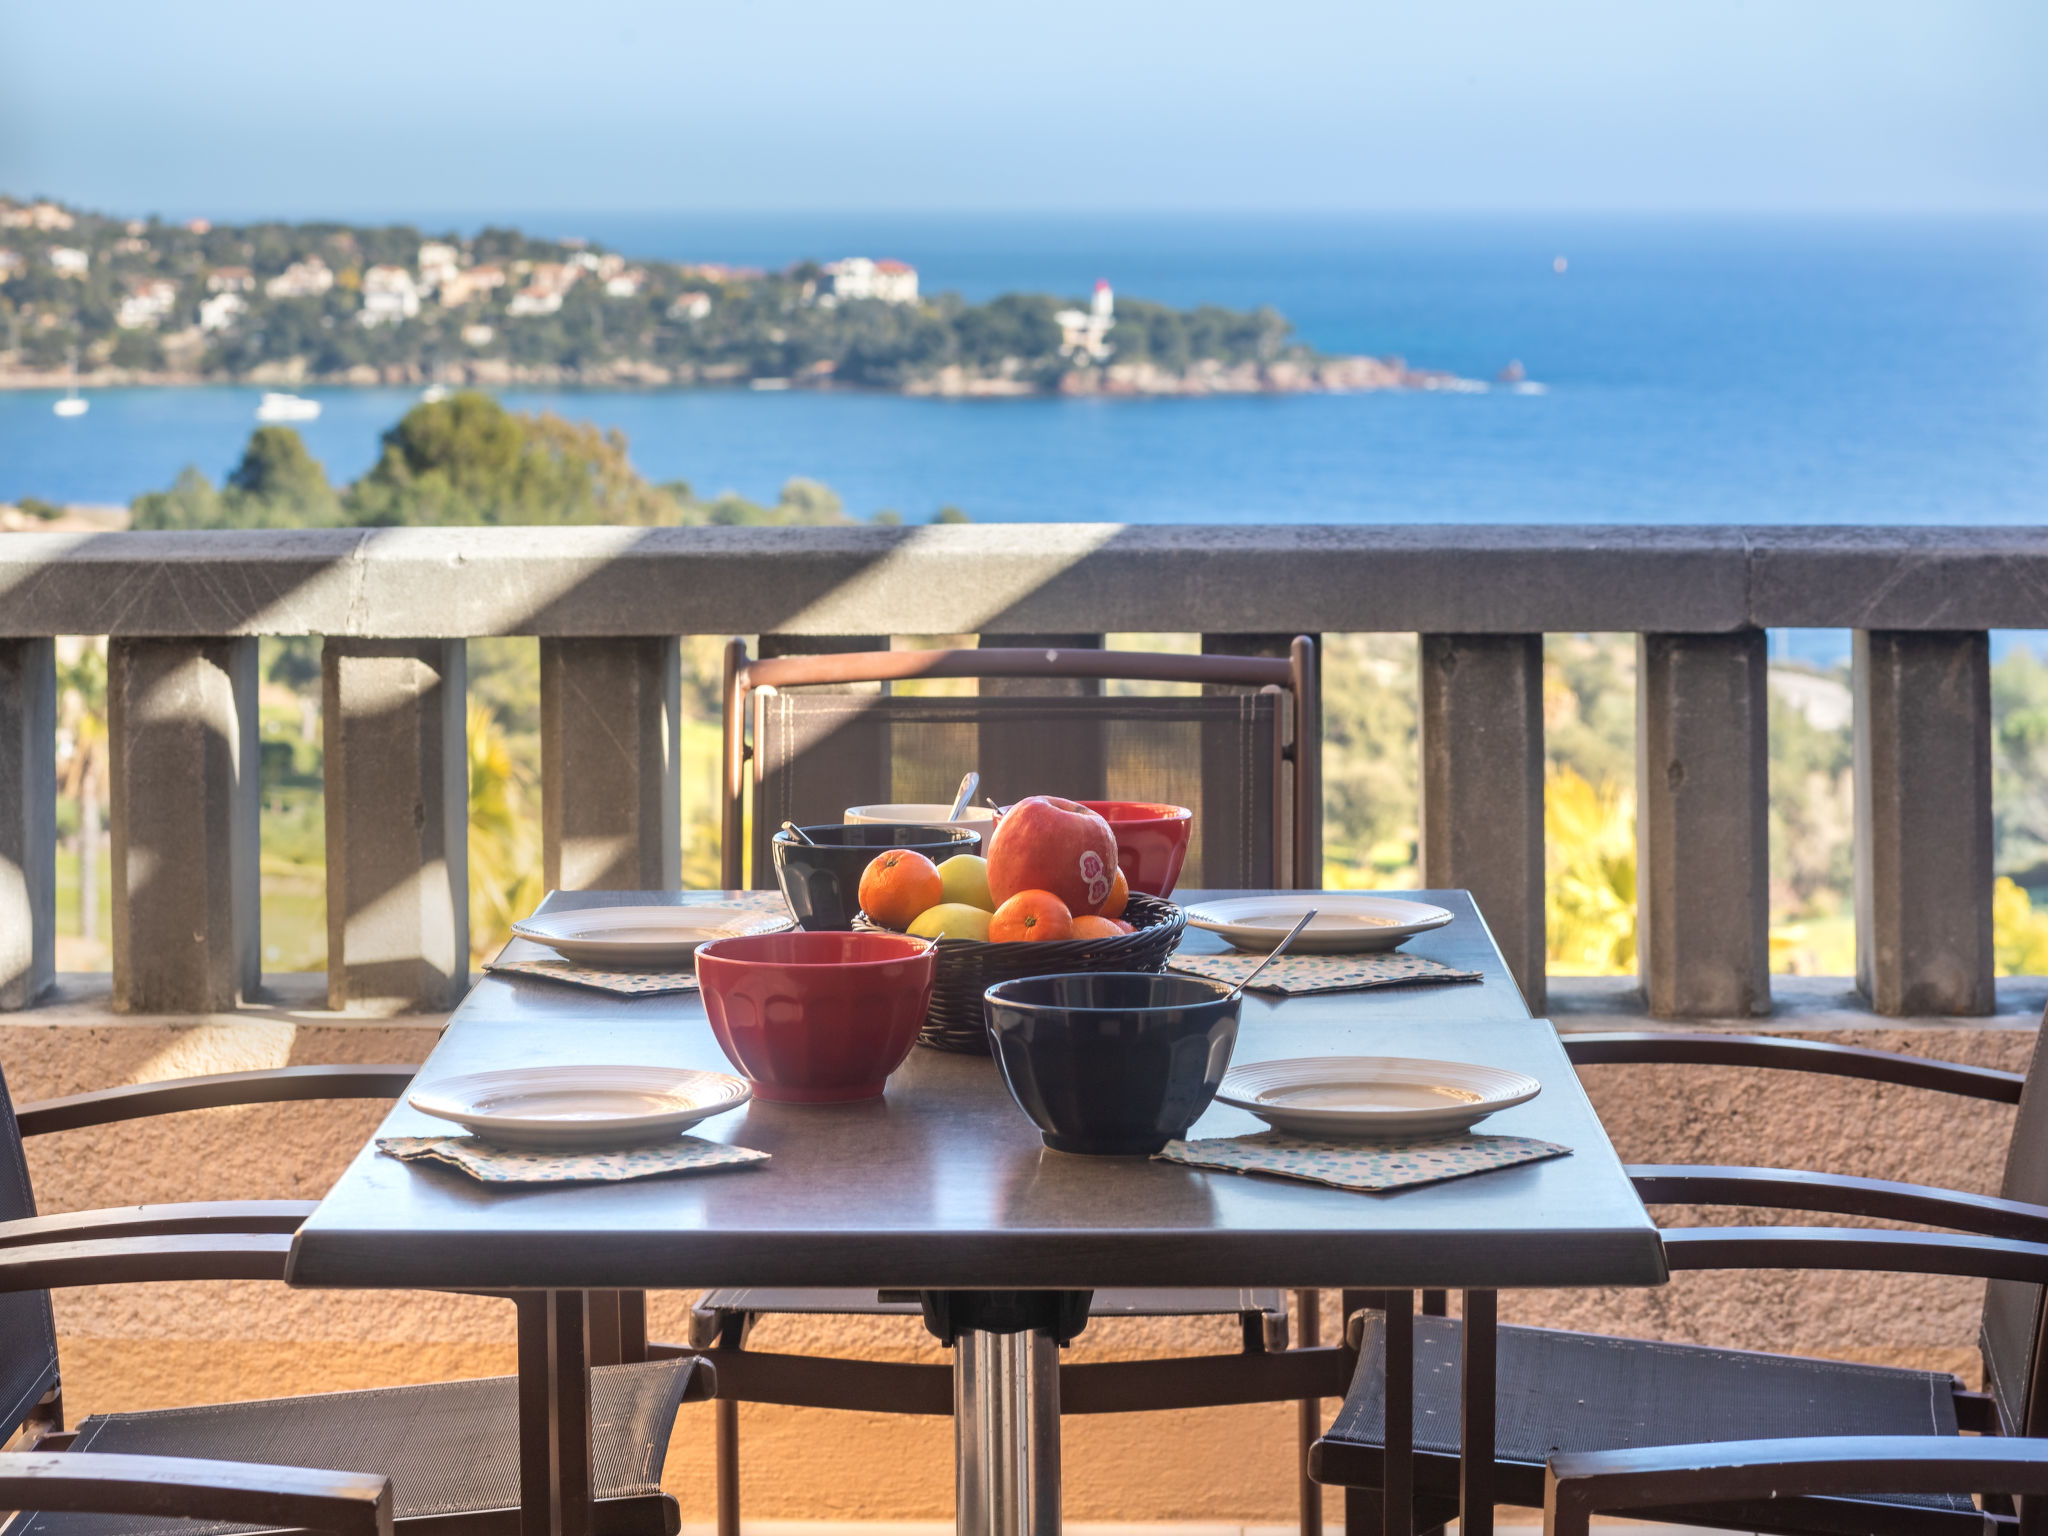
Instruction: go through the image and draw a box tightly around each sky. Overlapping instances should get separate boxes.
[1,0,2044,220]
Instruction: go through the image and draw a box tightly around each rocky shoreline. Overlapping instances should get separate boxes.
[0,352,1484,396]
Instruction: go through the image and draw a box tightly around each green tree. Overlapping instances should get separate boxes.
[345,392,683,526]
[226,426,343,524]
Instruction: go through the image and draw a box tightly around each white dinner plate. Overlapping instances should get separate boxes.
[1216,1056,1540,1138]
[409,1065,753,1149]
[1182,895,1453,953]
[510,904,792,968]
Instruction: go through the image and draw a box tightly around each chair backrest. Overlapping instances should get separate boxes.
[721,641,1319,894]
[1982,1015,2048,1434]
[0,1067,62,1441]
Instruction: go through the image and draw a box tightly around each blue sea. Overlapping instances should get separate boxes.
[6,213,2046,530]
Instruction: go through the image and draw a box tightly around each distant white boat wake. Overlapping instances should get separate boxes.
[53,348,87,417]
[256,392,321,423]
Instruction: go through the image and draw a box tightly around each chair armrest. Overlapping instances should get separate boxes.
[1545,1436,2048,1536]
[0,1450,391,1536]
[0,1201,315,1250]
[1661,1225,2048,1283]
[17,1066,420,1135]
[1563,1032,2024,1103]
[1631,1165,2048,1242]
[0,1233,291,1291]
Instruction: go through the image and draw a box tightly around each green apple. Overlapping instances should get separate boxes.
[937,854,995,912]
[908,902,993,941]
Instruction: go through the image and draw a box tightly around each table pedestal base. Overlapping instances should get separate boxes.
[955,1327,1061,1536]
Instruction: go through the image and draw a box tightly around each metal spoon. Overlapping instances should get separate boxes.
[1226,909,1317,1001]
[948,772,980,821]
[779,820,818,845]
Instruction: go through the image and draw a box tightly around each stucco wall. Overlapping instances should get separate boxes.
[4,1011,2033,1523]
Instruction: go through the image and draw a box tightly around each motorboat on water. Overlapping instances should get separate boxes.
[255,392,321,423]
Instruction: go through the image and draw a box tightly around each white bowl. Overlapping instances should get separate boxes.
[844,803,997,852]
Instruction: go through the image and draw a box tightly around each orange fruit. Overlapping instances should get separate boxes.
[989,889,1073,943]
[1070,914,1124,940]
[1099,868,1129,919]
[859,849,943,930]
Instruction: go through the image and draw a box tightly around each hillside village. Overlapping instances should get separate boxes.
[0,196,1466,395]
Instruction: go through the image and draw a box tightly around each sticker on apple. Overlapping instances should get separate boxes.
[1077,850,1111,908]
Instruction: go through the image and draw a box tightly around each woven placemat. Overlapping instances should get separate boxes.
[1156,1130,1569,1191]
[378,1134,768,1184]
[485,890,793,996]
[1167,949,1481,995]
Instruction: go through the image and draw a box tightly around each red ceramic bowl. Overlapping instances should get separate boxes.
[1079,801,1194,898]
[694,931,936,1103]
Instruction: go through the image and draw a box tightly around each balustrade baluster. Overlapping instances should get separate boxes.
[109,638,259,1013]
[1420,635,1546,1010]
[322,639,468,1012]
[1636,631,1771,1018]
[1854,630,1994,1016]
[540,637,681,891]
[0,640,55,1011]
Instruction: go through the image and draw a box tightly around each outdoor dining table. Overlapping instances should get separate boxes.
[285,888,1668,1536]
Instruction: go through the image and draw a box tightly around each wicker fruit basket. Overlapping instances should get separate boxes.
[857,893,1187,1054]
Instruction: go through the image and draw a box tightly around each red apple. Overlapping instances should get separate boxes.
[987,796,1120,915]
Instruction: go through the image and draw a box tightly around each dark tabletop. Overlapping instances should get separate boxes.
[286,890,1666,1294]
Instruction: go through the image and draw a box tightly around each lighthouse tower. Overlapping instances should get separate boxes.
[1056,279,1118,362]
[1091,278,1113,325]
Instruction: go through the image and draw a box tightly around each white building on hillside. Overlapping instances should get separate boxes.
[266,257,334,299]
[47,246,88,277]
[417,241,461,292]
[359,265,421,326]
[2,202,74,231]
[207,266,254,293]
[438,265,505,307]
[1056,280,1115,362]
[817,256,918,305]
[116,277,179,330]
[200,290,247,332]
[667,291,711,322]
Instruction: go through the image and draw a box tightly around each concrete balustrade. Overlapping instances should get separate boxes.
[108,637,259,1013]
[0,528,2031,1021]
[1419,634,1547,1011]
[1855,630,1996,1016]
[322,640,470,1013]
[1636,631,1771,1018]
[0,639,55,1010]
[540,637,681,892]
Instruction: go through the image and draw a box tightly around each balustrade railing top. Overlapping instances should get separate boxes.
[2,524,2045,637]
[0,524,2028,1024]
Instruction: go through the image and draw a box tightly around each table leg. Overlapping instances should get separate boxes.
[517,1289,595,1536]
[1459,1291,1497,1536]
[953,1326,1061,1536]
[1295,1288,1322,1536]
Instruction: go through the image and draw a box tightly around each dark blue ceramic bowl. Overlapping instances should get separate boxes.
[771,823,981,931]
[982,972,1241,1155]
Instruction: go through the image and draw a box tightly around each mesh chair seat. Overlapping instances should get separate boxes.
[689,1286,1290,1350]
[1315,1315,1972,1528]
[14,1360,695,1536]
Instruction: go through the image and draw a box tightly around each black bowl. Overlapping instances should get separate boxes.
[771,823,982,931]
[982,972,1241,1155]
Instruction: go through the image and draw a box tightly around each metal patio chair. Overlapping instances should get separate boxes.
[0,1060,709,1536]
[719,637,1320,891]
[692,636,1337,1536]
[0,1453,392,1536]
[1543,1435,2048,1536]
[1311,1023,2048,1536]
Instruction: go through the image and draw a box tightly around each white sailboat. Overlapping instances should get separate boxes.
[52,349,87,417]
[255,392,321,423]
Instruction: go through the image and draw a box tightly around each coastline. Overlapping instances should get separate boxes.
[0,353,1486,397]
